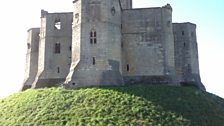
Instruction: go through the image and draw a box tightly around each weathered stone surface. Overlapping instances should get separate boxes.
[22,0,205,91]
[22,28,40,91]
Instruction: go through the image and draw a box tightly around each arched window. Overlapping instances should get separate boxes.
[90,29,97,44]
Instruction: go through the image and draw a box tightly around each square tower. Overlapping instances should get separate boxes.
[64,0,124,88]
[32,10,73,88]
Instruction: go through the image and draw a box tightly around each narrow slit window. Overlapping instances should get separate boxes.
[55,43,61,53]
[90,30,97,44]
[94,38,97,44]
[57,67,60,73]
[127,64,129,72]
[69,46,72,51]
[54,19,61,30]
[92,57,96,65]
[182,31,184,36]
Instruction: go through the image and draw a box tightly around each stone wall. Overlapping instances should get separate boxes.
[173,23,205,90]
[22,1,205,90]
[121,5,176,84]
[22,28,40,90]
[32,11,73,88]
[64,0,123,88]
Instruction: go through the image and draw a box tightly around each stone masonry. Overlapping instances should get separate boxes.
[22,0,205,91]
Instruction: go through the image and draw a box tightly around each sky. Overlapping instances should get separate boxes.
[0,0,223,99]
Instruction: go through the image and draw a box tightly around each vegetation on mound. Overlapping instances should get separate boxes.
[0,85,224,126]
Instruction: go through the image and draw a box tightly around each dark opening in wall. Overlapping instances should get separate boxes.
[92,57,96,65]
[69,46,72,51]
[182,31,185,36]
[57,67,60,73]
[55,43,61,53]
[127,64,129,72]
[90,30,97,44]
[54,19,61,30]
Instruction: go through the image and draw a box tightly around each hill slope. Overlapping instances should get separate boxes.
[0,85,224,126]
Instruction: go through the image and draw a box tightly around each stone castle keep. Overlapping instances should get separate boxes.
[22,0,205,90]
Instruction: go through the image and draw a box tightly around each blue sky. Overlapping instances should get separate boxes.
[0,0,223,99]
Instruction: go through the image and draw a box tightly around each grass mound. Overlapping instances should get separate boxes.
[0,85,224,126]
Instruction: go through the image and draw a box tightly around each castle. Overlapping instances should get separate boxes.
[22,0,205,90]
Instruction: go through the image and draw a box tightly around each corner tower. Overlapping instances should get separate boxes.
[22,28,40,90]
[173,23,205,90]
[64,0,123,88]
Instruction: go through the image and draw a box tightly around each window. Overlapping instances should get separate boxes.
[69,46,72,51]
[127,64,129,72]
[57,67,60,73]
[92,57,96,65]
[167,21,171,27]
[54,19,61,30]
[55,43,61,53]
[90,30,97,44]
[111,7,116,16]
[182,31,184,36]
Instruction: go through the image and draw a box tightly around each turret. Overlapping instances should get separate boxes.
[173,23,205,90]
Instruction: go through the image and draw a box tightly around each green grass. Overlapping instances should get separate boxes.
[0,85,224,126]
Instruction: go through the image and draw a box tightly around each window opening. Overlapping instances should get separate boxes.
[90,30,97,44]
[57,67,60,73]
[127,64,129,72]
[92,57,96,65]
[182,31,184,36]
[69,46,72,51]
[55,43,61,53]
[54,19,61,30]
[111,7,116,16]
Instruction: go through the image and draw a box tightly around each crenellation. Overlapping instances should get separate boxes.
[22,0,205,91]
